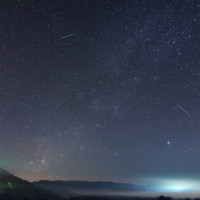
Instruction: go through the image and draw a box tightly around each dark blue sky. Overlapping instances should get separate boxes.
[0,0,200,194]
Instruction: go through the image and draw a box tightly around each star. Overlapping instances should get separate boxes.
[166,141,171,145]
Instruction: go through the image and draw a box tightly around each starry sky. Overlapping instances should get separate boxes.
[1,0,200,192]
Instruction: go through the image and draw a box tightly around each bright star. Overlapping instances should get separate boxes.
[166,141,171,145]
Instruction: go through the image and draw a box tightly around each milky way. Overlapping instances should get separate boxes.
[0,1,200,192]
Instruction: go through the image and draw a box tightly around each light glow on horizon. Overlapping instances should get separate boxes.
[142,177,200,193]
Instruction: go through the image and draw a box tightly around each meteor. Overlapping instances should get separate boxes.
[60,32,77,39]
[176,104,193,119]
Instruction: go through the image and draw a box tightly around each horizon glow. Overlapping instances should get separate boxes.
[144,178,200,193]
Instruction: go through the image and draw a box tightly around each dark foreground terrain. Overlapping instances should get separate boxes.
[0,168,58,200]
[0,168,199,200]
[22,196,200,200]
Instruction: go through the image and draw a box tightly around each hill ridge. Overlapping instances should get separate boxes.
[0,168,59,200]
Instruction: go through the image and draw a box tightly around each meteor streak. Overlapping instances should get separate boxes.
[176,104,193,119]
[60,32,77,39]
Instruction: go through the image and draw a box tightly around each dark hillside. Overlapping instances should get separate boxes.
[0,168,59,200]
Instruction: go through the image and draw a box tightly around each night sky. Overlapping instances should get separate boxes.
[1,0,200,195]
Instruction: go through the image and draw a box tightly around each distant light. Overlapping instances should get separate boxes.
[155,179,199,193]
[143,177,200,194]
[160,184,192,192]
